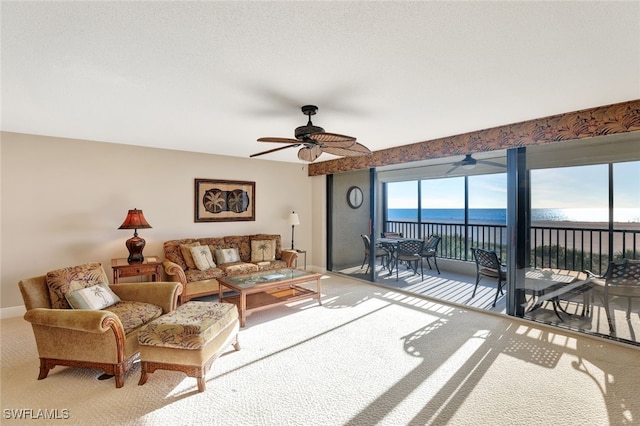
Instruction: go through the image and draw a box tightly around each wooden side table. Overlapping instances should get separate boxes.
[111,256,163,284]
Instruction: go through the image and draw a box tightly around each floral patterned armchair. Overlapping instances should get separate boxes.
[18,262,182,388]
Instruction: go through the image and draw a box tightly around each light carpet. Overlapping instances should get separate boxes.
[1,274,639,425]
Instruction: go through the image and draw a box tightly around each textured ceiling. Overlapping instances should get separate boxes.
[2,2,639,164]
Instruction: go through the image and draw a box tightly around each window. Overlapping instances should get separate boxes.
[468,173,507,225]
[420,177,464,223]
[386,181,418,222]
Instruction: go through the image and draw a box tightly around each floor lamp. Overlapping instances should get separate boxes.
[288,211,300,250]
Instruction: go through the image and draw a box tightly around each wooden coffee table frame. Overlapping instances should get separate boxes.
[218,269,322,327]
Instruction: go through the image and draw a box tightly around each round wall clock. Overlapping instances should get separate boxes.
[347,186,364,209]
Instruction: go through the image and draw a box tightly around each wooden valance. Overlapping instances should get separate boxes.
[308,99,640,176]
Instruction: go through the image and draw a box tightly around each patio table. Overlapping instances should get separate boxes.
[521,269,592,320]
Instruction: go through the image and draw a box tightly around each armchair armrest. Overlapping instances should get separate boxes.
[281,250,298,268]
[163,260,187,284]
[109,282,182,313]
[24,308,118,334]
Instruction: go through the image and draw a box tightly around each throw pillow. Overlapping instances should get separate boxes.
[65,283,121,310]
[250,239,276,262]
[215,248,241,265]
[190,245,217,271]
[180,242,201,270]
[46,262,110,309]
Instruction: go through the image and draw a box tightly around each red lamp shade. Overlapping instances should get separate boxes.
[118,208,152,263]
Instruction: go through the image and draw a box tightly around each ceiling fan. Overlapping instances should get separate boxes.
[445,154,506,175]
[250,105,372,162]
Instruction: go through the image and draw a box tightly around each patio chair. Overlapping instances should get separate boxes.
[361,234,389,273]
[471,248,507,307]
[585,258,640,335]
[421,235,441,274]
[390,239,424,281]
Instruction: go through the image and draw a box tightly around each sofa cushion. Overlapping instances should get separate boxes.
[46,263,110,309]
[65,284,121,310]
[215,248,241,264]
[196,237,226,250]
[217,262,259,276]
[180,242,201,270]
[104,301,163,335]
[256,259,289,271]
[164,239,193,270]
[185,267,224,283]
[251,239,276,262]
[224,235,251,262]
[250,234,283,260]
[190,245,216,271]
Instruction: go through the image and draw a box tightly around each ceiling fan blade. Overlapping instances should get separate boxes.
[250,144,300,158]
[311,132,356,143]
[298,145,322,162]
[321,142,372,157]
[476,159,506,168]
[312,139,357,150]
[257,137,299,143]
[445,164,460,175]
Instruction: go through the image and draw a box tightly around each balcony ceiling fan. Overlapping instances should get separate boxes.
[445,154,506,175]
[250,105,372,162]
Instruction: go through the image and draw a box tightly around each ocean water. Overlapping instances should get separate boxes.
[387,208,640,224]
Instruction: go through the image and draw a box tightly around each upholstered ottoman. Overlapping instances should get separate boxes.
[137,301,240,392]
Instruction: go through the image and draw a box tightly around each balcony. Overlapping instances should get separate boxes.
[338,220,640,345]
[384,220,639,275]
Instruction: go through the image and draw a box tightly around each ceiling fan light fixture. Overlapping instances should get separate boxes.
[462,163,476,170]
[251,104,371,162]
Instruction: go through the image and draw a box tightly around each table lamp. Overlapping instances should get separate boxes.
[288,211,300,250]
[118,208,152,263]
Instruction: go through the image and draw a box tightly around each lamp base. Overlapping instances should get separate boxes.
[125,236,146,263]
[291,225,295,250]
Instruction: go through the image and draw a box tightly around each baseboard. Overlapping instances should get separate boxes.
[304,265,325,274]
[1,305,26,319]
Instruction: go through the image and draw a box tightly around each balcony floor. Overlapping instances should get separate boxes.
[337,261,640,345]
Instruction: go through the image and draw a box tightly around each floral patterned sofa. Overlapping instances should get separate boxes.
[163,234,297,303]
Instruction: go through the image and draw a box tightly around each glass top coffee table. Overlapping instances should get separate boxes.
[218,268,322,327]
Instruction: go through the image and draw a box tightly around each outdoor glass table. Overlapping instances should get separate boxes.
[521,269,593,321]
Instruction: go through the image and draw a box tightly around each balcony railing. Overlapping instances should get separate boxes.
[384,220,639,275]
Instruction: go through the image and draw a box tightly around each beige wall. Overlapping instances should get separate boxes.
[1,132,323,312]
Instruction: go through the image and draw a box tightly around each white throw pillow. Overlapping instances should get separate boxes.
[215,248,241,264]
[65,284,121,310]
[251,239,276,262]
[190,245,217,271]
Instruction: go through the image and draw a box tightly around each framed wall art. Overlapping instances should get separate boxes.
[194,179,255,222]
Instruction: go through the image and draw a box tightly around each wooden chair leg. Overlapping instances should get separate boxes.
[37,359,51,380]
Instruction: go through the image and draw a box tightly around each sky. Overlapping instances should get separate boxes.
[387,161,640,212]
